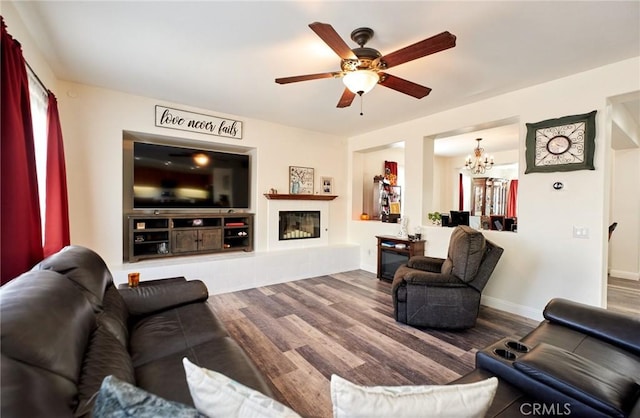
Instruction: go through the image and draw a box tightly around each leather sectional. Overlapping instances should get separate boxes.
[454,298,640,417]
[2,245,639,417]
[0,245,271,417]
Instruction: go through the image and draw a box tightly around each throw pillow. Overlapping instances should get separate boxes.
[182,357,301,418]
[93,375,204,418]
[330,374,498,418]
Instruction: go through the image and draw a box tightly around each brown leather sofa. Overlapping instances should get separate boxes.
[453,298,640,417]
[1,245,271,417]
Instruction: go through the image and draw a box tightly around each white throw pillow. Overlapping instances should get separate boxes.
[330,374,498,418]
[182,358,301,418]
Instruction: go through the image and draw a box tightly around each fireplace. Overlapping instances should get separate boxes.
[279,211,320,240]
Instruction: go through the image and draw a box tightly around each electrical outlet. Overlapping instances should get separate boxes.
[573,226,589,239]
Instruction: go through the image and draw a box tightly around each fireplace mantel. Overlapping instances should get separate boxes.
[263,194,337,201]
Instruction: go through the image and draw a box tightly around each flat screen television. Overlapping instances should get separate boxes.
[132,142,250,209]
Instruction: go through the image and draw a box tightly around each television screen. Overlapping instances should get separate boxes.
[133,142,249,209]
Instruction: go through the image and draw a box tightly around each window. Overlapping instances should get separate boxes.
[28,68,49,244]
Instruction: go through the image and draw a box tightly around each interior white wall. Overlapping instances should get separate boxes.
[610,148,640,280]
[55,80,350,267]
[349,57,640,319]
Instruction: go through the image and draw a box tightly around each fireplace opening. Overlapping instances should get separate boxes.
[279,211,320,240]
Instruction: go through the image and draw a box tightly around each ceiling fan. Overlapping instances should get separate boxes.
[275,22,456,109]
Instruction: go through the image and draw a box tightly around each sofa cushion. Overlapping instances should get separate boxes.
[1,270,95,383]
[330,374,498,418]
[129,303,229,368]
[33,245,113,310]
[134,337,273,406]
[1,353,79,417]
[183,358,299,418]
[93,375,204,418]
[75,322,136,417]
[441,226,486,283]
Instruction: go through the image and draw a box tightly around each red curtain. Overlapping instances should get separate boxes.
[506,179,518,218]
[1,18,44,284]
[43,92,70,257]
[384,161,398,185]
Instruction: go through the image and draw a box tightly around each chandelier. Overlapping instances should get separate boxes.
[464,138,494,175]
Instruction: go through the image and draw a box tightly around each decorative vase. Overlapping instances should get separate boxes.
[291,181,300,194]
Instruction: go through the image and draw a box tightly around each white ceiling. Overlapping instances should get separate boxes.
[10,0,640,151]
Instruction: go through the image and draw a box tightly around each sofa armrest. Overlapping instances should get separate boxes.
[407,256,444,272]
[118,280,208,316]
[117,276,186,290]
[514,343,640,418]
[543,298,640,355]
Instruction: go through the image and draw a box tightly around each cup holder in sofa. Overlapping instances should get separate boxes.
[505,340,530,353]
[493,348,517,361]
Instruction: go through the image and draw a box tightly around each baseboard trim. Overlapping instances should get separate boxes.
[481,295,544,322]
[609,269,640,280]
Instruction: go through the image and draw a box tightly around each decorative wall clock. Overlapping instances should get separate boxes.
[525,110,597,173]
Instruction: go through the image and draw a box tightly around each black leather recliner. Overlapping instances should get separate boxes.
[392,225,503,329]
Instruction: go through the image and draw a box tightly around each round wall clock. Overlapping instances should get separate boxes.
[525,110,597,173]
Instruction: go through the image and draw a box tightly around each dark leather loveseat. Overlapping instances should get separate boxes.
[1,245,271,417]
[454,298,640,417]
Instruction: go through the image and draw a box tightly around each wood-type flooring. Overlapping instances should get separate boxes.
[208,270,539,417]
[608,275,640,316]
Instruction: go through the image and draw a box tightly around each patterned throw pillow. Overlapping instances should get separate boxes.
[93,375,205,418]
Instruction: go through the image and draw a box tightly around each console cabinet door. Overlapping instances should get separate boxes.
[199,229,222,251]
[172,230,198,253]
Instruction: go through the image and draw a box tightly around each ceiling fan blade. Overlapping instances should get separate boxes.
[379,73,432,99]
[275,72,338,84]
[337,88,356,108]
[309,22,357,60]
[380,31,456,69]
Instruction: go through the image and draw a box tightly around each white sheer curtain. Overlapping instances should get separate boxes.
[27,68,49,243]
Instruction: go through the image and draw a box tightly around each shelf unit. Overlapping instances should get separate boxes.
[126,213,253,262]
[375,235,426,281]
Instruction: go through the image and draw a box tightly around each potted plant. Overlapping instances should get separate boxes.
[428,212,442,225]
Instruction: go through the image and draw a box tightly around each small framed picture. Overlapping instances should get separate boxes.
[321,177,333,194]
[289,166,314,194]
[390,202,401,214]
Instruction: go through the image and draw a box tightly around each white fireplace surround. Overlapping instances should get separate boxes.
[267,199,329,250]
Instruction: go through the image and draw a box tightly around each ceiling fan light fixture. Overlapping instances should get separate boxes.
[343,70,379,95]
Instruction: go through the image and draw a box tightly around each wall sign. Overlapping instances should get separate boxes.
[155,105,243,139]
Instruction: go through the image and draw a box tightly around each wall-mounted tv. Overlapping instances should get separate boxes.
[133,142,250,209]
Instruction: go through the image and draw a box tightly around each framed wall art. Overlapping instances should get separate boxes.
[321,177,333,194]
[289,166,314,194]
[525,110,597,173]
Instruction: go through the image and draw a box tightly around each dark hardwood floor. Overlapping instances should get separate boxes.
[208,270,538,418]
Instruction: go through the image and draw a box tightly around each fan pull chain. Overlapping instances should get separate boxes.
[358,91,364,116]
